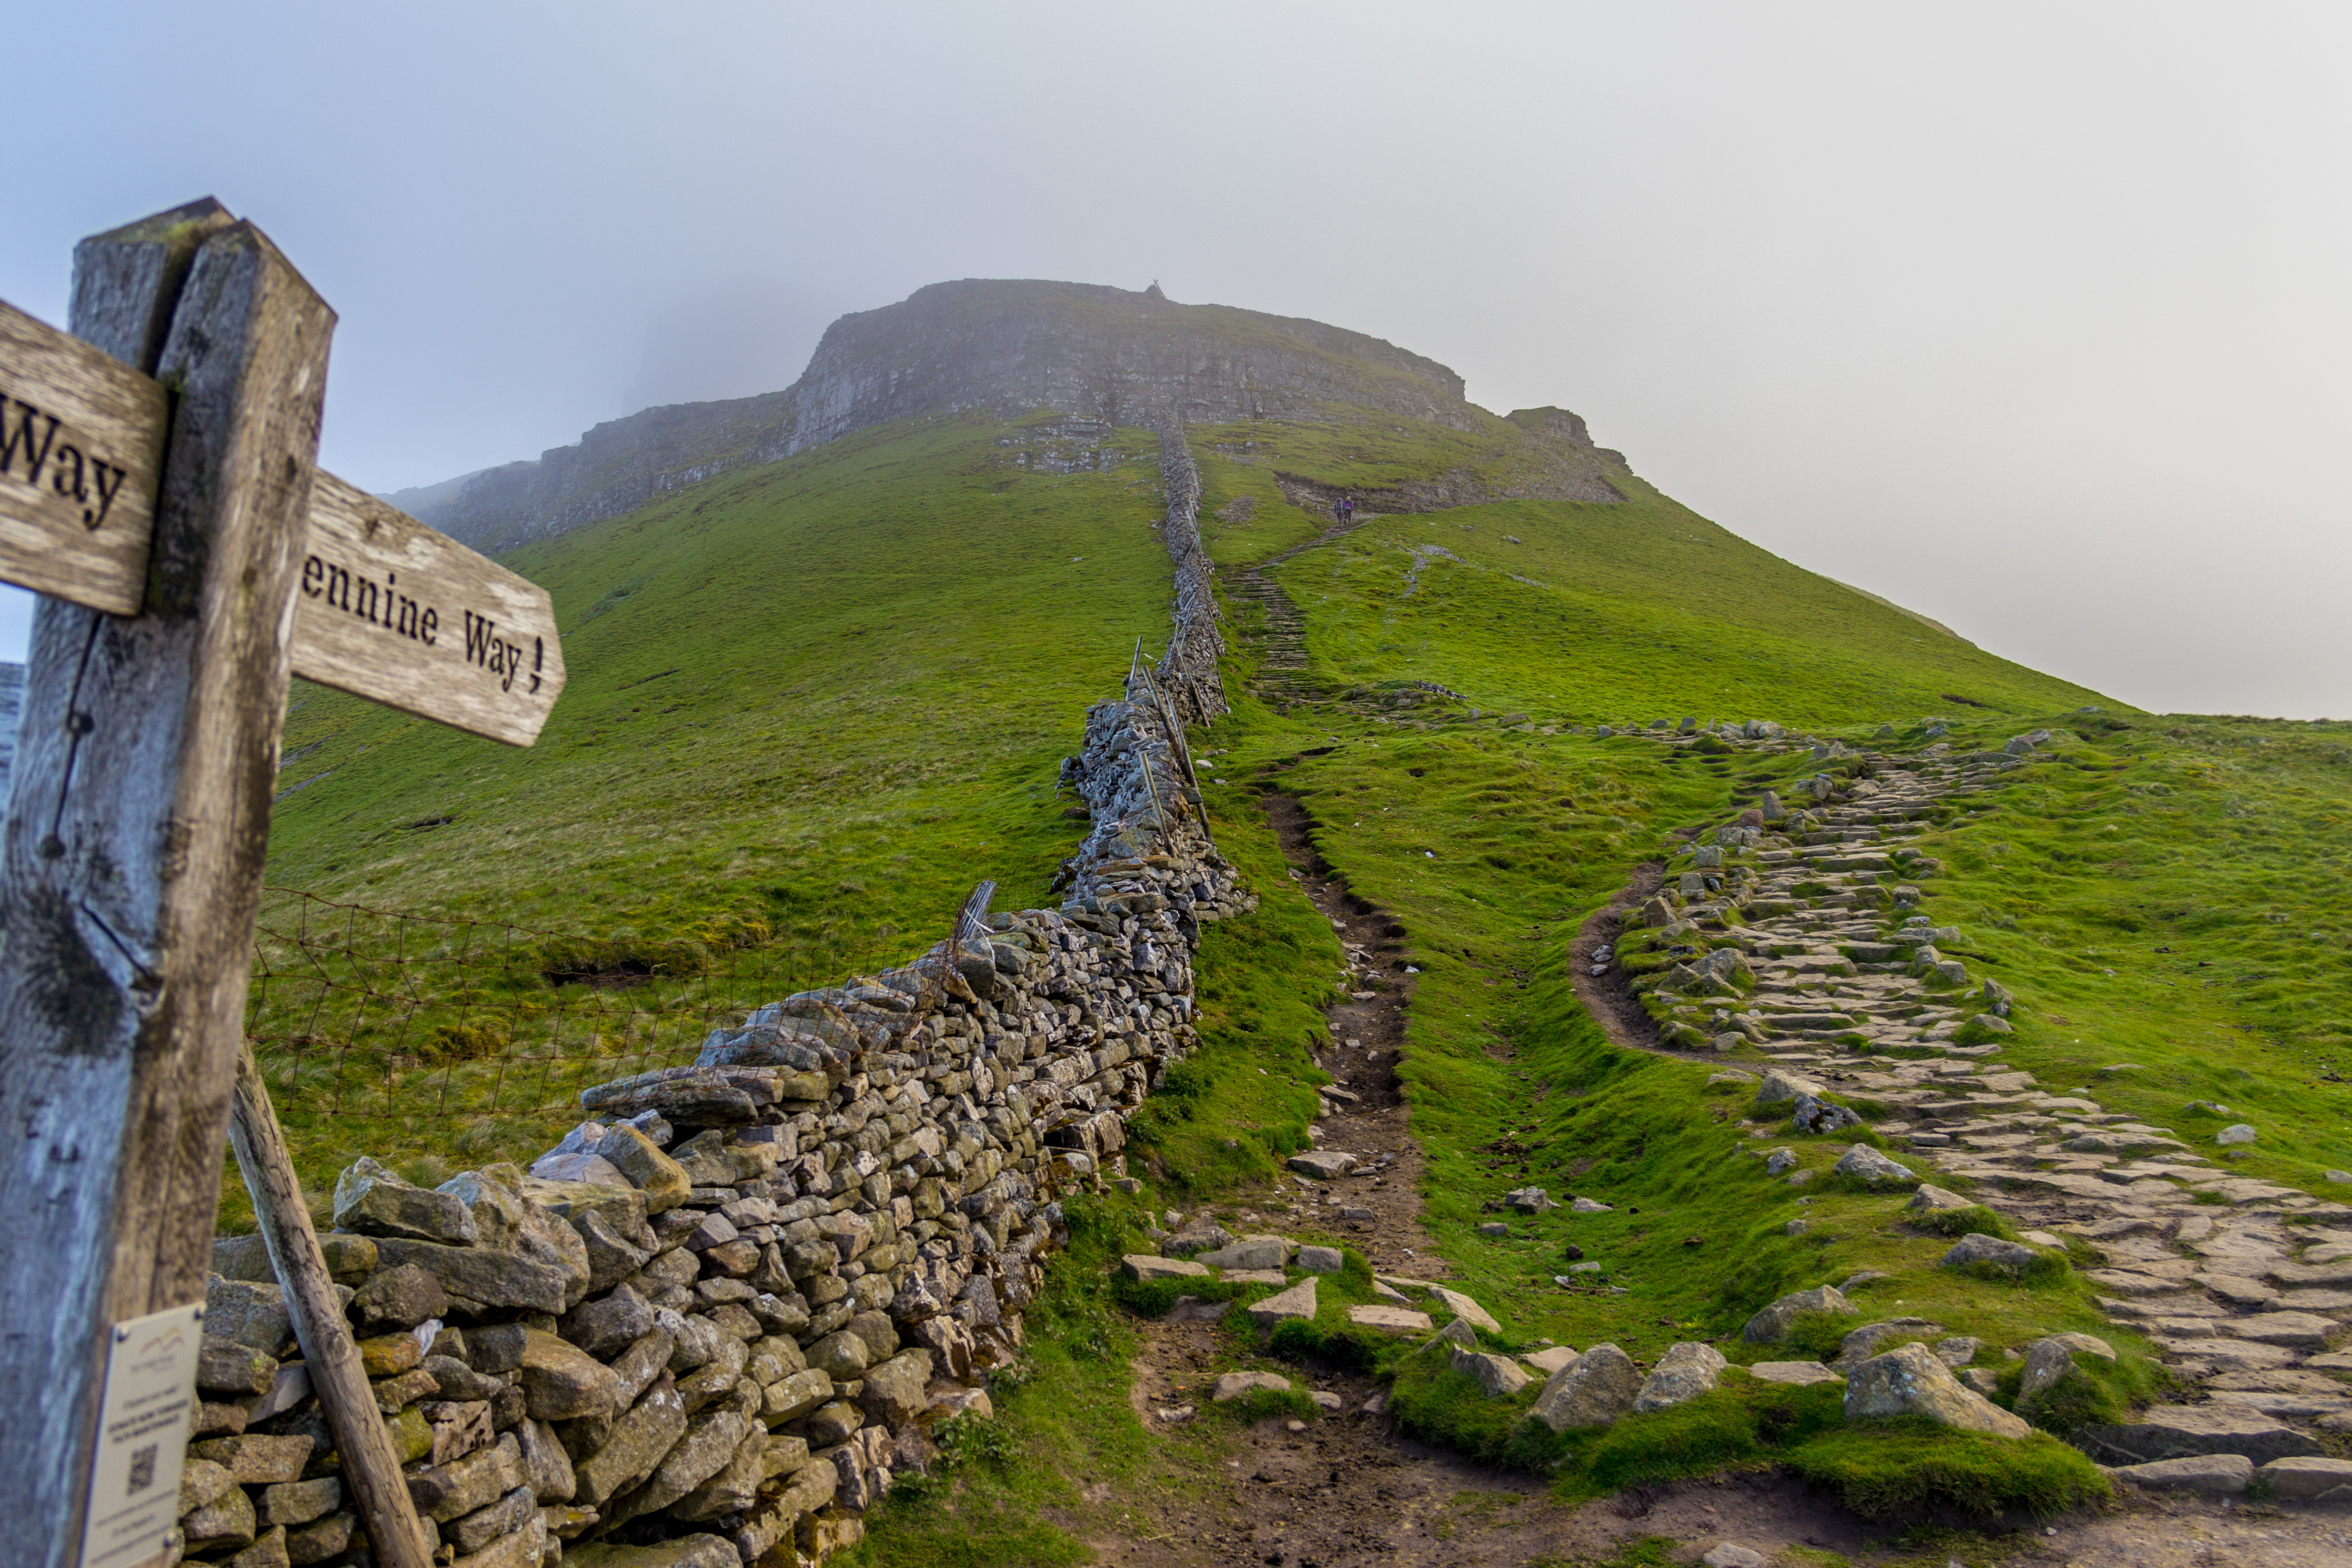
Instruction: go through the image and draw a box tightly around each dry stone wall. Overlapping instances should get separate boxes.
[176,446,1242,1567]
[1149,424,1226,727]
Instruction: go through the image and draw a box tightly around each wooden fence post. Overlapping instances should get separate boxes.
[0,201,336,1565]
[228,1046,434,1568]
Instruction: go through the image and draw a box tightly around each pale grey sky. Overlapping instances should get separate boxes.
[5,2,2347,716]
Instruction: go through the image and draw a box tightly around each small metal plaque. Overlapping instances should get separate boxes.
[78,1302,203,1568]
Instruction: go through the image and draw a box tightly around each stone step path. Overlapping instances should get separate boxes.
[1220,566,1315,707]
[1217,510,1383,711]
[1611,723,2352,1471]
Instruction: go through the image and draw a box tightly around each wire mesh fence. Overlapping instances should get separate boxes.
[244,886,899,1127]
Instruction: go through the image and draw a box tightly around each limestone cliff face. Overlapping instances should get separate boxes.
[422,279,1626,554]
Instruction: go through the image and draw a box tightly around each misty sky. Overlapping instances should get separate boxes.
[6,2,2347,717]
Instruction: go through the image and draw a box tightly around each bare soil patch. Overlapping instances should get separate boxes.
[1568,859,1666,1054]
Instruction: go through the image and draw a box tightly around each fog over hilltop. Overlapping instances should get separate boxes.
[4,2,2348,716]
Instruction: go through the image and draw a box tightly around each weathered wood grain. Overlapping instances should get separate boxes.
[0,298,169,613]
[0,205,333,1567]
[294,472,567,745]
[228,1045,434,1568]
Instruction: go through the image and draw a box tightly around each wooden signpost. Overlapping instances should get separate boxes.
[0,302,564,747]
[0,198,567,1568]
[0,301,168,615]
[296,473,565,746]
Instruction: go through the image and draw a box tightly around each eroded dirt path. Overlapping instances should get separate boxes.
[1107,782,1575,1567]
[1569,858,1667,1054]
[1255,786,1441,1274]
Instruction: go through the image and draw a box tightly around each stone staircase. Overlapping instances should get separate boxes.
[1624,723,2352,1477]
[1220,567,1315,708]
[1218,511,1382,712]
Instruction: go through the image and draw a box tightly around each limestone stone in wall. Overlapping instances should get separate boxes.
[183,559,1239,1566]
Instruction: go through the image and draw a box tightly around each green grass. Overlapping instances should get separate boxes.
[1993,1347,2168,1436]
[235,411,1179,1217]
[231,387,2352,1549]
[1191,404,2109,722]
[838,1191,1230,1566]
[1381,1363,2106,1524]
[1782,1422,2109,1522]
[1864,714,2352,1190]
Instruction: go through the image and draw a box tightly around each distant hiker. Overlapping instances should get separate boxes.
[1341,495,1357,524]
[1333,495,1346,525]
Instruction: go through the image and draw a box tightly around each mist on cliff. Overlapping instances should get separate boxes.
[4,1,2349,717]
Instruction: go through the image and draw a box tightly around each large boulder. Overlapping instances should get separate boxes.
[497,1327,629,1423]
[1832,1146,1915,1186]
[596,1125,692,1215]
[1631,1342,1727,1413]
[1430,1287,1500,1334]
[367,1238,568,1314]
[1451,1348,1532,1398]
[1528,1343,1642,1431]
[1740,1285,1857,1344]
[1245,1278,1318,1331]
[858,1350,934,1425]
[1211,1371,1291,1402]
[1195,1238,1288,1270]
[1940,1233,2043,1274]
[1843,1343,2029,1439]
[333,1157,476,1245]
[572,1379,690,1507]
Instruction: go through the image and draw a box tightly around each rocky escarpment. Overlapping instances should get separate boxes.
[413,281,1629,556]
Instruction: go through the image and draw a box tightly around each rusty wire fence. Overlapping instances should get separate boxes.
[243,886,899,1131]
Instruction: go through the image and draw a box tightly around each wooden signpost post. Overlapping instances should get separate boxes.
[0,199,568,1568]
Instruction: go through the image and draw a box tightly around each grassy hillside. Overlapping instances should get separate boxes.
[247,411,1177,1201]
[239,391,2352,1560]
[1193,408,2105,722]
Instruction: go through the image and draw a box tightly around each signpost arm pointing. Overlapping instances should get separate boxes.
[0,203,334,1566]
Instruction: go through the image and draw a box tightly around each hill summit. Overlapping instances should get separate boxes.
[396,280,1631,554]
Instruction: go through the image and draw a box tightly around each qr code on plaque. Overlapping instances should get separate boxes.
[126,1443,157,1495]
